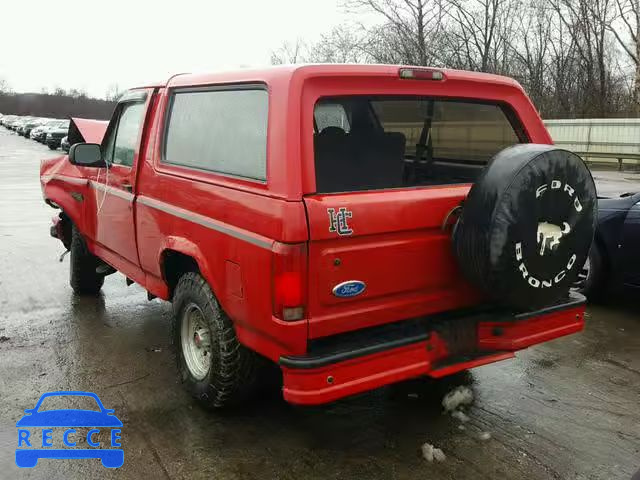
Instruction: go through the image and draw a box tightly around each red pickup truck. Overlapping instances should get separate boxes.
[41,65,596,407]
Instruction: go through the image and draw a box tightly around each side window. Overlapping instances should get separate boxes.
[163,88,268,181]
[111,103,145,167]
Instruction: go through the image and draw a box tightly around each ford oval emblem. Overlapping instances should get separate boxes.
[332,280,366,298]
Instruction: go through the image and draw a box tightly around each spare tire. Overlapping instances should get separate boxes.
[452,144,597,311]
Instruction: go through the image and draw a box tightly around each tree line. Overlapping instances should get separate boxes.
[271,0,640,119]
[0,80,120,120]
[0,84,115,120]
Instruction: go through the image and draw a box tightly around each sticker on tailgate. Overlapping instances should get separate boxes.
[327,207,353,236]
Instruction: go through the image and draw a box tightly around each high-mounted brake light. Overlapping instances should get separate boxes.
[399,68,445,81]
[272,242,307,322]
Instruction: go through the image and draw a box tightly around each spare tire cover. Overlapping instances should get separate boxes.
[452,144,597,311]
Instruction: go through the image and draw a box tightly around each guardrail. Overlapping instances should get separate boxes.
[544,119,640,171]
[556,148,640,171]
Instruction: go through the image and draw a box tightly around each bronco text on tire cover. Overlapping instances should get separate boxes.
[453,144,597,311]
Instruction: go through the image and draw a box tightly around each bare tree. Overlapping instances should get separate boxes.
[306,25,365,63]
[444,0,518,73]
[607,0,640,111]
[270,39,307,65]
[105,83,124,101]
[68,88,88,99]
[550,0,617,116]
[508,1,553,111]
[343,0,449,65]
[271,0,639,118]
[0,77,11,94]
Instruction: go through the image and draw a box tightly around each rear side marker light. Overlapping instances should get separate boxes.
[399,68,444,81]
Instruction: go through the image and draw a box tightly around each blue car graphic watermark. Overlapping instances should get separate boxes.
[15,391,123,468]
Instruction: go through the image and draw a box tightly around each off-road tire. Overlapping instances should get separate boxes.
[171,272,259,408]
[69,225,104,295]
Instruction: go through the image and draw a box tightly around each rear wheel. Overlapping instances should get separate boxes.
[574,243,606,299]
[69,225,104,295]
[171,272,259,408]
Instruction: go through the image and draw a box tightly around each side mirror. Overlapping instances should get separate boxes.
[69,143,105,167]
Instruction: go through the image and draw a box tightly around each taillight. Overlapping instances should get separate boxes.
[272,242,307,321]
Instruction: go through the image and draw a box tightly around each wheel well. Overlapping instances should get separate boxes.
[59,211,72,250]
[162,250,200,296]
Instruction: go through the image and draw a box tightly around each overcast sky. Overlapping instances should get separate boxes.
[0,0,353,98]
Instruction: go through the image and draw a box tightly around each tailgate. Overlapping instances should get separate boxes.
[303,186,482,339]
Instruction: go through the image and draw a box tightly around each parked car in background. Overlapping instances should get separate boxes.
[21,118,44,138]
[15,118,28,134]
[10,117,27,131]
[575,191,640,299]
[17,117,36,134]
[60,136,70,152]
[45,120,70,149]
[1,115,17,127]
[30,124,47,141]
[31,119,66,143]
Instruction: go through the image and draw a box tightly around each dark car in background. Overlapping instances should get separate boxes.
[21,119,44,138]
[15,117,31,134]
[45,121,70,149]
[576,191,640,298]
[10,117,28,131]
[17,117,36,134]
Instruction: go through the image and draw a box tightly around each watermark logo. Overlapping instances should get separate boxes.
[15,391,123,468]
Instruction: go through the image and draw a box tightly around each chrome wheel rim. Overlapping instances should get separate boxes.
[180,303,212,381]
[572,256,591,291]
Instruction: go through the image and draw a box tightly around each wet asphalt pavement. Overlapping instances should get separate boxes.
[0,127,639,480]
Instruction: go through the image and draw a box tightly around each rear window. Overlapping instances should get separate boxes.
[164,88,268,181]
[313,96,524,193]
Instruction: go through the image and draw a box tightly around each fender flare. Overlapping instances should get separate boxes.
[43,184,84,229]
[157,236,221,300]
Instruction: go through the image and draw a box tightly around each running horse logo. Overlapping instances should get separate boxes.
[537,221,571,256]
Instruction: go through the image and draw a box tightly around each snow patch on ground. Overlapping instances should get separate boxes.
[451,409,470,422]
[421,443,446,462]
[442,385,474,412]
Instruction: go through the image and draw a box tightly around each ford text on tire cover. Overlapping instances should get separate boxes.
[40,65,596,407]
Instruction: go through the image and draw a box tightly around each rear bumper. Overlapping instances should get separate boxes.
[280,293,585,405]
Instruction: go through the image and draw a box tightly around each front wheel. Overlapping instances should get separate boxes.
[69,225,104,295]
[171,272,259,408]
